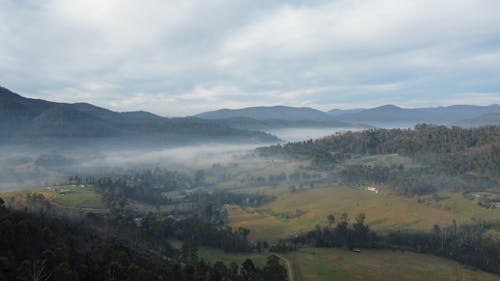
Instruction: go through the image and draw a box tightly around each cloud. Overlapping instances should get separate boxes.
[0,0,499,116]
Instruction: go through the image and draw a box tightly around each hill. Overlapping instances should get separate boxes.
[195,106,333,121]
[326,108,365,117]
[0,86,278,144]
[455,112,500,127]
[334,104,500,126]
[203,116,359,131]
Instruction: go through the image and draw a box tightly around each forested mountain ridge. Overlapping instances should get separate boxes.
[258,125,500,195]
[455,112,500,127]
[195,103,500,129]
[203,116,360,131]
[0,86,278,144]
[334,104,500,125]
[195,105,333,121]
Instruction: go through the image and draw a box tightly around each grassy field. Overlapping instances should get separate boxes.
[227,185,500,242]
[0,185,107,211]
[286,248,500,281]
[52,185,106,209]
[168,240,500,281]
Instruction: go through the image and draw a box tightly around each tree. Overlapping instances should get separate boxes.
[241,259,257,281]
[327,214,336,225]
[335,213,349,246]
[262,255,288,281]
[19,258,51,281]
[352,213,370,247]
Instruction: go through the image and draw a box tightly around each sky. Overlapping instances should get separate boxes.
[1,0,500,116]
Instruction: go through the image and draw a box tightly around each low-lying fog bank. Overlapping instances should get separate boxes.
[268,127,364,142]
[0,127,371,191]
[0,142,263,191]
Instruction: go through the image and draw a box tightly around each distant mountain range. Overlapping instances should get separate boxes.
[455,112,500,127]
[195,106,332,121]
[2,84,499,147]
[195,104,500,128]
[194,106,368,130]
[333,104,500,126]
[203,117,358,131]
[0,86,277,144]
[326,108,365,117]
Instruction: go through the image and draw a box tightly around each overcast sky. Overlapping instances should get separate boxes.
[1,0,500,116]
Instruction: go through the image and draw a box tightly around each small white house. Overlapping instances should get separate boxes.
[367,187,379,194]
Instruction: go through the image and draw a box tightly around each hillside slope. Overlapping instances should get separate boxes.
[0,86,278,144]
[334,104,500,125]
[196,105,333,121]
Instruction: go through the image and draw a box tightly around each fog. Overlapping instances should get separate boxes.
[0,142,260,191]
[81,143,263,170]
[0,127,371,191]
[268,127,364,142]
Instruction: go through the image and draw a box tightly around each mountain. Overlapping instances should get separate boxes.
[195,105,332,121]
[0,86,278,144]
[334,104,500,126]
[203,116,360,131]
[326,108,365,117]
[455,112,500,127]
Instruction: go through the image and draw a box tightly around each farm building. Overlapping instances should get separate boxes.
[58,189,73,195]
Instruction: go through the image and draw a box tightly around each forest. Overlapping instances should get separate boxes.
[258,125,500,195]
[0,197,288,281]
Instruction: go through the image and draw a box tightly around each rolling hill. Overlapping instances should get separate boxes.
[0,86,278,144]
[334,104,500,126]
[195,105,333,121]
[203,116,359,131]
[455,112,500,127]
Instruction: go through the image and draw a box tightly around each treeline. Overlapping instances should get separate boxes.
[291,212,500,275]
[291,213,376,249]
[71,168,192,208]
[140,214,253,253]
[0,198,288,281]
[385,223,500,274]
[183,190,274,210]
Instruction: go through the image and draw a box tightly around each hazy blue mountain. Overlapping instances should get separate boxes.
[326,108,365,117]
[0,86,278,144]
[335,104,500,126]
[195,105,333,121]
[203,116,360,131]
[455,112,500,127]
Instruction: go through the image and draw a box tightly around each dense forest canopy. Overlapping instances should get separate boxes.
[0,198,288,281]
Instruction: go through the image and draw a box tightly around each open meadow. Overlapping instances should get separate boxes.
[286,248,500,281]
[227,185,500,242]
[168,241,500,281]
[1,184,107,212]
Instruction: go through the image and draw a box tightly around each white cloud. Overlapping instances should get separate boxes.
[0,0,499,115]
